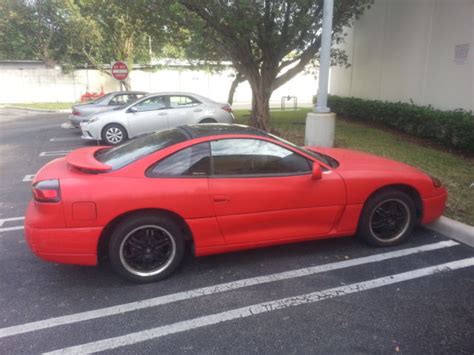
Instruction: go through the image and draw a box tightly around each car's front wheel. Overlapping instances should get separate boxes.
[357,189,416,247]
[102,124,127,145]
[108,214,185,283]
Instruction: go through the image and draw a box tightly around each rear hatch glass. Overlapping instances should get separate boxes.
[95,129,187,170]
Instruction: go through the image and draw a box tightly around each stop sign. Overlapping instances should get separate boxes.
[111,61,129,81]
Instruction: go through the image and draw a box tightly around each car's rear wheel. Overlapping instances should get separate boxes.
[357,189,416,247]
[102,124,127,145]
[108,214,185,283]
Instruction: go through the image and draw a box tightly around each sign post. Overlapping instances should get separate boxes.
[111,61,129,90]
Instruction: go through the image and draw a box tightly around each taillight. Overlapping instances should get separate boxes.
[32,179,61,203]
[221,104,232,113]
[72,109,80,116]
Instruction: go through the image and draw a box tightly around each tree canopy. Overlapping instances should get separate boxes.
[173,0,373,130]
[0,0,373,130]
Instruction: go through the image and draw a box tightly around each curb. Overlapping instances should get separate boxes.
[426,216,474,247]
[1,105,70,113]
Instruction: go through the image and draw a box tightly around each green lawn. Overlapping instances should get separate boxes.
[234,109,474,226]
[6,102,74,110]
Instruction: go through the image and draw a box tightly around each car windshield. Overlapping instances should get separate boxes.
[95,129,188,170]
[268,133,340,168]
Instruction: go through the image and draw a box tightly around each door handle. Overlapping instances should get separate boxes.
[213,195,230,203]
[157,112,167,116]
[193,109,203,112]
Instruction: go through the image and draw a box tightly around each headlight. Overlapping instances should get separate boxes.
[88,117,100,124]
[428,174,442,188]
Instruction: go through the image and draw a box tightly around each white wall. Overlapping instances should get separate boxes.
[330,0,474,111]
[0,66,317,107]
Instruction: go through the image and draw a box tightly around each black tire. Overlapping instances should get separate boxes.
[108,213,185,283]
[357,189,416,247]
[199,118,217,123]
[102,124,128,145]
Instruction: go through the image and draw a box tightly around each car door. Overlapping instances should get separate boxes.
[208,138,346,245]
[167,95,204,127]
[146,142,226,248]
[127,95,171,136]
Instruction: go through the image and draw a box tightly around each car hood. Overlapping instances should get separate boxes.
[307,147,422,174]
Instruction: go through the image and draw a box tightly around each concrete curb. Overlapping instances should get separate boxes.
[1,105,70,113]
[427,216,474,247]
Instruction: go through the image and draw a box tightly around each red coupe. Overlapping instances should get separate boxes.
[25,124,447,283]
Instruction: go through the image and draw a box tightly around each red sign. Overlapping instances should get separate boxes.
[111,61,129,81]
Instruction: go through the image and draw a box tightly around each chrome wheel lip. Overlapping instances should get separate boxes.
[369,198,411,243]
[119,225,176,278]
[105,127,123,144]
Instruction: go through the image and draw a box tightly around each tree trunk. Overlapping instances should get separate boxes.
[249,89,271,131]
[121,79,131,91]
[227,72,245,105]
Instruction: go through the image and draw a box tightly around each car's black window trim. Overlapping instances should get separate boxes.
[145,137,329,179]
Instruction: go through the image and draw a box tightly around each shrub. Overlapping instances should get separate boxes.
[316,95,474,153]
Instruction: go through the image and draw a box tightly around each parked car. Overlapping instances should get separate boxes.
[25,124,447,283]
[69,91,148,128]
[80,92,234,145]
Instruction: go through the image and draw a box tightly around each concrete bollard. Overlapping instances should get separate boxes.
[304,112,336,147]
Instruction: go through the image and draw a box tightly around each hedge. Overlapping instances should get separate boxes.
[318,95,474,153]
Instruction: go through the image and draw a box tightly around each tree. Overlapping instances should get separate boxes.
[0,0,70,66]
[159,13,247,105]
[176,0,372,130]
[64,0,166,90]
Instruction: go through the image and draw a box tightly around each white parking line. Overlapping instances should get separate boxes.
[45,257,474,354]
[0,217,25,233]
[0,217,24,227]
[49,137,81,142]
[39,150,71,157]
[23,174,35,182]
[0,240,458,339]
[60,123,74,129]
[0,226,24,232]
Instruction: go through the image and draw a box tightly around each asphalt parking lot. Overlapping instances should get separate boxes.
[0,108,473,354]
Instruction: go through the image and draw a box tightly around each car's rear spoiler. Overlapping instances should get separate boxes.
[66,146,112,172]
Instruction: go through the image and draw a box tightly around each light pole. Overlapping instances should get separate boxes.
[305,0,336,147]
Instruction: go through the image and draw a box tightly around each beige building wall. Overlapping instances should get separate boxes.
[330,0,474,111]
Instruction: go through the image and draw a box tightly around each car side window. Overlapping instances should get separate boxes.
[211,139,312,176]
[134,96,167,112]
[109,94,132,106]
[147,142,211,177]
[168,96,200,108]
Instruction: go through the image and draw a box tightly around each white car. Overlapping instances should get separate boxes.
[81,92,235,145]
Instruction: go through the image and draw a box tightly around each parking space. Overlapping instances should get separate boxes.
[0,108,473,353]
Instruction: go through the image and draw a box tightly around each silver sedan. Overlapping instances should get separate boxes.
[69,91,148,128]
[80,92,235,145]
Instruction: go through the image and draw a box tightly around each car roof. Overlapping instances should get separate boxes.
[143,92,216,103]
[109,91,148,95]
[179,124,271,139]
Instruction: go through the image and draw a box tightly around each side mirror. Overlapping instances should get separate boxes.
[312,163,322,180]
[129,106,138,113]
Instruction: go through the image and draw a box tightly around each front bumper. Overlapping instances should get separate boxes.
[421,188,448,224]
[80,122,100,141]
[69,115,84,128]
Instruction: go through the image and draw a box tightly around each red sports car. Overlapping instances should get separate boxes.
[25,124,447,283]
